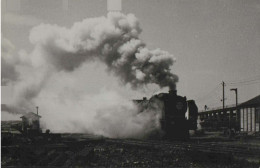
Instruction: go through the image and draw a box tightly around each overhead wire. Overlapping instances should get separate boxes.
[196,83,221,101]
[226,75,260,85]
[197,75,260,110]
[226,74,260,83]
[228,81,260,86]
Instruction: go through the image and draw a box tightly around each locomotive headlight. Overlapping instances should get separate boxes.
[176,102,183,110]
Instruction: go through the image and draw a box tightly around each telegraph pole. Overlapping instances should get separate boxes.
[222,81,225,111]
[36,106,39,115]
[222,81,230,133]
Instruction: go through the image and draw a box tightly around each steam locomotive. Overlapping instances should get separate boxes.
[134,90,198,139]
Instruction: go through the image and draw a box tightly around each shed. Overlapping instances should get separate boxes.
[20,112,41,133]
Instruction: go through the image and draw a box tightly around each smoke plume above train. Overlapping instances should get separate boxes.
[29,12,178,89]
[2,12,178,138]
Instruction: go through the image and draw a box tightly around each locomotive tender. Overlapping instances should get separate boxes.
[134,89,198,139]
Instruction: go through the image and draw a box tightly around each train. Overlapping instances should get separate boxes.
[134,89,198,139]
[5,89,198,140]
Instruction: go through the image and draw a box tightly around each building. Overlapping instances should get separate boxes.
[20,112,41,134]
[198,95,260,133]
[239,95,260,132]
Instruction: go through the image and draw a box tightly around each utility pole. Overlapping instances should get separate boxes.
[222,81,231,135]
[36,106,39,115]
[222,81,225,111]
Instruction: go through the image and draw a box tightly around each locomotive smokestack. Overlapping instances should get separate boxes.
[169,89,177,96]
[169,84,177,95]
[36,106,39,115]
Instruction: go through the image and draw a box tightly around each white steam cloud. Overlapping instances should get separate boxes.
[28,12,178,89]
[2,12,177,138]
[2,38,18,85]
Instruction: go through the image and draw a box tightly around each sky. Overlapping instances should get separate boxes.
[1,0,260,121]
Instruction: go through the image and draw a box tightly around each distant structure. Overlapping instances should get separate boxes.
[204,105,208,111]
[199,95,260,134]
[20,112,41,134]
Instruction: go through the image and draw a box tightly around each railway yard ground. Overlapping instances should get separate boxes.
[1,122,260,167]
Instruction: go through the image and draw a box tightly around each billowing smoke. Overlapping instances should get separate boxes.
[2,38,18,85]
[38,85,163,138]
[2,12,178,138]
[29,12,178,89]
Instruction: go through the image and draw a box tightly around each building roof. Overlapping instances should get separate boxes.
[20,112,41,119]
[239,95,260,107]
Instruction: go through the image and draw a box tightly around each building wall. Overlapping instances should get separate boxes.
[240,106,260,132]
[22,118,40,131]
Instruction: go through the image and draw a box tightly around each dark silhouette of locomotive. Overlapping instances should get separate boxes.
[134,89,198,139]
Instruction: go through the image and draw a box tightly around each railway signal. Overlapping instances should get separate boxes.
[230,88,238,123]
[230,88,238,107]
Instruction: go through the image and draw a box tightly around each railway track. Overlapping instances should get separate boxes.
[28,133,260,159]
[106,138,260,159]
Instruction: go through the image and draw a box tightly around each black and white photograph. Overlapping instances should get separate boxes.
[1,0,260,167]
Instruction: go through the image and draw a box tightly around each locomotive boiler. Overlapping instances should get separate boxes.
[134,89,198,139]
